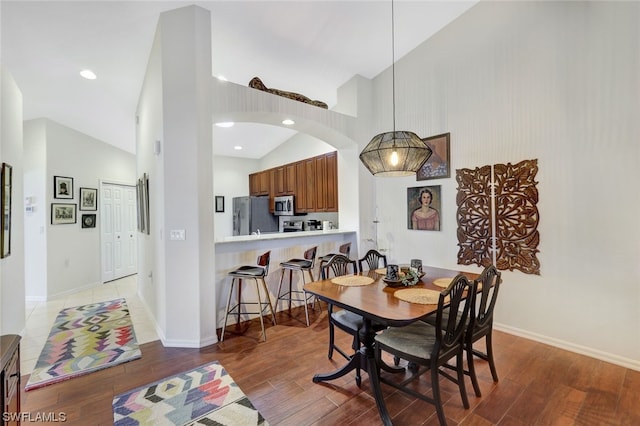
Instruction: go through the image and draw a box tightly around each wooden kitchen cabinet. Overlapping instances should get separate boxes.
[285,164,296,194]
[1,335,20,426]
[325,151,338,211]
[249,170,271,196]
[314,152,338,212]
[249,151,337,213]
[315,154,327,211]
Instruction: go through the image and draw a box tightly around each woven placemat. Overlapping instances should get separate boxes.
[394,288,444,305]
[374,268,387,275]
[432,277,453,288]
[331,275,375,286]
[433,277,482,290]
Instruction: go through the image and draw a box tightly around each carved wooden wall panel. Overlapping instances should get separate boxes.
[456,159,540,275]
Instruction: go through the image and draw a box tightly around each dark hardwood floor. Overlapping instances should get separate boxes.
[21,306,640,425]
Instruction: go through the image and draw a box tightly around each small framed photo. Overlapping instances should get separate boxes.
[417,133,450,181]
[215,196,225,213]
[1,163,12,258]
[51,203,77,225]
[81,214,96,228]
[79,187,98,211]
[54,176,74,199]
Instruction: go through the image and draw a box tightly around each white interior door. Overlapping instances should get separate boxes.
[101,183,137,282]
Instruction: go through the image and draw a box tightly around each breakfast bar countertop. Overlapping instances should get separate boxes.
[214,229,354,244]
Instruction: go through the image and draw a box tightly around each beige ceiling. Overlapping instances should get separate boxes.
[1,0,476,158]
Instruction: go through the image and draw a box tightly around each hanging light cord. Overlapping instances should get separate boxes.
[391,0,396,134]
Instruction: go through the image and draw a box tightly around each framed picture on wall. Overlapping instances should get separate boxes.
[79,187,98,211]
[81,214,96,228]
[1,163,12,258]
[407,185,441,231]
[51,203,77,225]
[416,133,450,181]
[215,196,225,213]
[54,175,74,199]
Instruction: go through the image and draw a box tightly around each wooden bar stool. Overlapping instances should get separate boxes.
[221,251,276,342]
[276,246,318,326]
[318,242,351,274]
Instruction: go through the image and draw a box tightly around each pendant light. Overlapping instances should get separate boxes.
[359,0,432,177]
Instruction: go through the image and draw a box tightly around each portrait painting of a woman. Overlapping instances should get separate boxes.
[407,186,441,231]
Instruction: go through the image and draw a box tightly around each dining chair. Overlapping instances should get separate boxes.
[357,249,387,271]
[221,251,276,342]
[318,242,351,274]
[374,275,473,426]
[465,264,502,396]
[423,264,502,397]
[319,254,364,384]
[276,246,319,326]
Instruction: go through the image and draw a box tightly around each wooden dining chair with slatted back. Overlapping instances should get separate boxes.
[357,249,387,272]
[320,254,364,385]
[374,275,473,426]
[422,264,502,397]
[465,264,502,396]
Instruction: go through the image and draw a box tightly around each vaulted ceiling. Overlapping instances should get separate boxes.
[1,1,476,158]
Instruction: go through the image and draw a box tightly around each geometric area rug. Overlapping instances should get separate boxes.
[25,298,141,391]
[112,361,269,425]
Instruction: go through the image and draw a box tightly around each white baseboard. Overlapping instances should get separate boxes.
[494,322,640,372]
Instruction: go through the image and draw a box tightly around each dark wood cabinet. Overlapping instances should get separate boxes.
[325,151,338,212]
[285,164,296,195]
[249,170,271,197]
[1,335,20,426]
[249,151,337,213]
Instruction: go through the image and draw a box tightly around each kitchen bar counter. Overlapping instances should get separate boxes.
[215,229,353,244]
[214,230,357,337]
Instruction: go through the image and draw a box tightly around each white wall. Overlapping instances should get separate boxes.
[137,5,216,347]
[0,66,25,335]
[369,1,640,367]
[23,118,136,300]
[212,155,258,241]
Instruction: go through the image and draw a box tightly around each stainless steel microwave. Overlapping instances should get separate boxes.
[274,195,294,216]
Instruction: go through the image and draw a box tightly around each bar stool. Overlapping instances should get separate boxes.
[276,246,318,326]
[221,251,276,342]
[318,242,351,274]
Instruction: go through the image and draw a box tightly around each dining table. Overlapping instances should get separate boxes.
[303,265,480,426]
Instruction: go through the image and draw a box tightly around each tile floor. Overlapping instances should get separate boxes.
[20,274,159,375]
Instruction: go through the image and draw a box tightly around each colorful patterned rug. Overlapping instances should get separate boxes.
[25,298,141,391]
[113,361,269,425]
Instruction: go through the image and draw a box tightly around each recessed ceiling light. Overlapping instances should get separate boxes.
[215,122,234,128]
[234,146,243,150]
[282,119,295,125]
[80,69,97,80]
[217,75,228,82]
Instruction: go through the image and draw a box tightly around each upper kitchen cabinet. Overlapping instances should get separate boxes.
[314,151,337,212]
[249,169,270,196]
[249,151,337,213]
[274,164,296,196]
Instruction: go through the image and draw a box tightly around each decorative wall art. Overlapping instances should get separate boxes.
[1,163,12,258]
[456,159,540,275]
[54,176,73,199]
[79,187,98,211]
[416,133,450,181]
[81,214,96,229]
[215,196,225,213]
[51,203,77,225]
[407,185,441,231]
[137,173,150,235]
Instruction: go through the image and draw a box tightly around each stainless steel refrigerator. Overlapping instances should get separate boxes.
[232,196,279,235]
